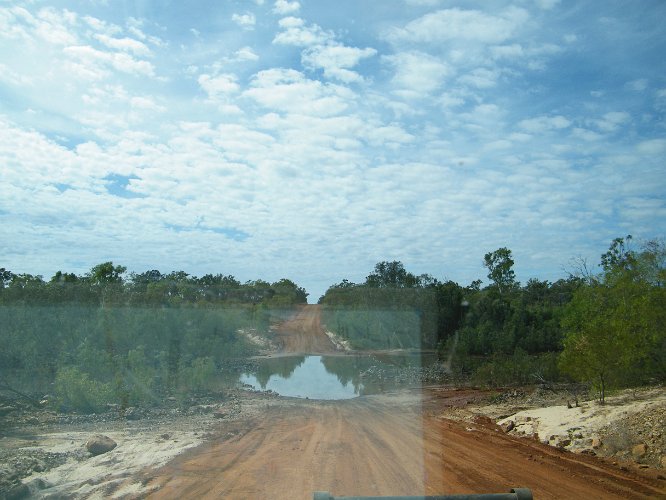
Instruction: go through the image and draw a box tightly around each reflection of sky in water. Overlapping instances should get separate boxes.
[240,356,359,400]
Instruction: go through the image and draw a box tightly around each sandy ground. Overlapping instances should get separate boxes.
[497,388,666,452]
[4,415,212,498]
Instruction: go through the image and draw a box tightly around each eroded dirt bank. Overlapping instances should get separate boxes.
[141,388,665,499]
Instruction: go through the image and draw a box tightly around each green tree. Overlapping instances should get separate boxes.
[600,235,635,275]
[87,262,127,285]
[270,278,308,305]
[365,261,420,288]
[483,247,517,297]
[559,238,666,403]
[0,268,14,289]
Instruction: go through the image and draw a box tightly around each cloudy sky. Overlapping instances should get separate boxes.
[1,0,665,300]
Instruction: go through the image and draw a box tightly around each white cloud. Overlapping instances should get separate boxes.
[386,7,529,45]
[458,67,499,88]
[198,73,240,98]
[590,111,630,133]
[302,44,377,82]
[490,42,560,61]
[273,0,300,15]
[273,17,332,46]
[490,44,524,58]
[34,7,79,45]
[570,127,602,142]
[383,51,450,95]
[0,63,34,86]
[82,14,122,36]
[126,18,164,46]
[130,96,165,112]
[235,46,259,61]
[64,45,155,77]
[637,138,666,155]
[94,33,151,56]
[0,6,78,45]
[404,0,441,5]
[243,68,354,116]
[364,124,414,147]
[518,115,571,133]
[626,79,648,91]
[437,92,465,109]
[0,7,32,40]
[277,16,303,28]
[231,12,256,29]
[535,0,560,10]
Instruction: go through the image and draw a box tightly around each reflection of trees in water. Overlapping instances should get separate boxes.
[252,355,306,388]
[320,356,374,392]
[322,354,438,396]
[321,356,412,396]
[248,354,436,396]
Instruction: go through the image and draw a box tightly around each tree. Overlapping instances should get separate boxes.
[87,262,127,285]
[559,238,666,403]
[130,270,163,284]
[0,268,14,289]
[483,247,516,297]
[365,261,420,288]
[50,271,79,284]
[270,278,308,304]
[600,235,635,275]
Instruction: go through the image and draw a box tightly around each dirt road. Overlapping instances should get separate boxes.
[143,389,664,499]
[137,307,665,499]
[273,304,337,354]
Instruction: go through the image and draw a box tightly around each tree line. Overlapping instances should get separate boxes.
[1,236,663,409]
[318,237,665,402]
[0,263,308,307]
[0,264,308,412]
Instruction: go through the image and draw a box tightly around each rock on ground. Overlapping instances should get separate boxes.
[85,435,117,456]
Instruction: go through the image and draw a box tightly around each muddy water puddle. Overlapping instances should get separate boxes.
[239,353,437,400]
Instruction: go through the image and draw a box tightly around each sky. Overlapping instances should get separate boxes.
[1,0,665,301]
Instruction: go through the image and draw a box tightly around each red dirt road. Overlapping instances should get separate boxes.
[141,306,665,499]
[144,390,664,499]
[272,304,337,354]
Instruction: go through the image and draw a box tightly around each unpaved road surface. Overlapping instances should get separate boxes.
[135,307,665,499]
[273,304,336,354]
[143,389,665,499]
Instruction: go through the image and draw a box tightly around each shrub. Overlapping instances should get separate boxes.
[54,366,114,413]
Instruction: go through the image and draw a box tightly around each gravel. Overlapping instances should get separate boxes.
[599,401,666,468]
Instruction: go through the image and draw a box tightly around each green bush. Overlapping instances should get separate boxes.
[54,366,114,413]
[182,356,216,392]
